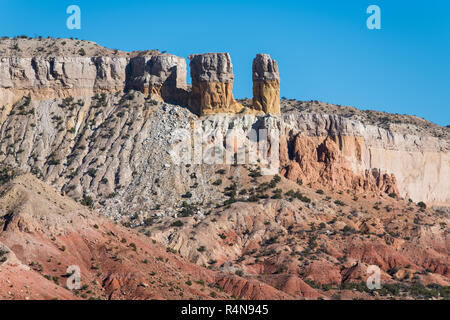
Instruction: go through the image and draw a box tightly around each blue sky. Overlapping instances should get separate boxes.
[1,0,449,125]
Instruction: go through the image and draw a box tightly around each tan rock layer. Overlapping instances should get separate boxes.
[1,44,280,116]
[252,79,281,114]
[189,81,243,115]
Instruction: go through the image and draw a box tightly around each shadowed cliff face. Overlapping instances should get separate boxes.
[126,53,189,106]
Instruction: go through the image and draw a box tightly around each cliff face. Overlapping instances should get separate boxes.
[282,110,450,206]
[252,54,280,114]
[188,53,243,115]
[127,53,189,105]
[0,55,128,105]
[0,51,188,107]
[0,38,278,116]
[0,38,448,208]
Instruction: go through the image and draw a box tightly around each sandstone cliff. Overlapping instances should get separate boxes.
[0,38,130,106]
[127,53,189,105]
[0,38,191,107]
[0,38,277,116]
[188,53,243,115]
[252,54,281,114]
[281,106,450,206]
[0,38,448,209]
[0,38,449,301]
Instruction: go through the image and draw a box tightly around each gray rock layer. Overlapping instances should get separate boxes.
[252,53,279,81]
[188,53,234,83]
[0,53,187,106]
[127,54,188,92]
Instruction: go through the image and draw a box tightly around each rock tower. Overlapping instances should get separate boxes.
[252,53,280,114]
[188,53,243,115]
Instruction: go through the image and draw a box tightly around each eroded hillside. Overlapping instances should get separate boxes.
[0,37,449,300]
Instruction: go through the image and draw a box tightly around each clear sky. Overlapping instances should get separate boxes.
[1,0,449,125]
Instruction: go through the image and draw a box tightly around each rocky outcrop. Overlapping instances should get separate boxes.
[188,53,243,115]
[281,135,399,195]
[0,39,448,206]
[252,54,280,114]
[0,56,129,106]
[282,111,450,205]
[0,38,190,107]
[1,39,281,116]
[127,53,189,105]
[0,53,191,107]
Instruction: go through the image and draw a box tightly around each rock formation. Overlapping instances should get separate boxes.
[280,134,399,195]
[0,38,448,206]
[1,38,449,301]
[282,109,450,205]
[1,39,282,116]
[0,55,129,106]
[252,54,281,114]
[0,38,189,107]
[127,53,189,105]
[188,53,243,115]
[0,53,189,107]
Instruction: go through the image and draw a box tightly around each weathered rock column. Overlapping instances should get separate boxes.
[127,53,189,105]
[252,54,280,114]
[188,53,243,115]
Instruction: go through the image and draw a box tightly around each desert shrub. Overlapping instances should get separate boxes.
[171,220,184,227]
[218,233,226,240]
[417,201,427,209]
[179,202,197,217]
[388,192,397,198]
[87,168,97,178]
[182,191,192,198]
[271,188,282,199]
[0,165,16,185]
[81,195,94,207]
[342,225,354,234]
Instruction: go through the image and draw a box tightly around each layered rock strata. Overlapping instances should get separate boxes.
[252,54,280,114]
[126,53,189,105]
[282,110,450,205]
[1,39,448,206]
[188,53,243,115]
[0,55,129,106]
[1,39,282,116]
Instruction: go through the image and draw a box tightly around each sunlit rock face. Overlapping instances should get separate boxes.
[188,53,243,115]
[252,53,280,115]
